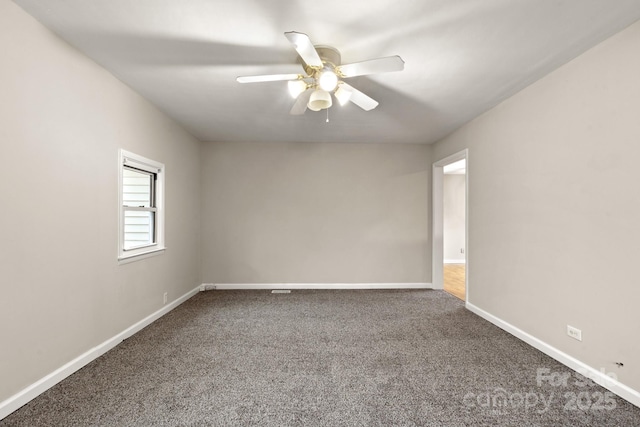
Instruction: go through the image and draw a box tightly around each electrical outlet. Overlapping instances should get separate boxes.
[460,248,465,254]
[567,325,582,341]
[163,292,168,305]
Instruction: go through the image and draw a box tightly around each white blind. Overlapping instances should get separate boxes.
[123,156,161,174]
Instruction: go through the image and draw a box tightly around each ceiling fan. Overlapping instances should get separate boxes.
[236,31,405,115]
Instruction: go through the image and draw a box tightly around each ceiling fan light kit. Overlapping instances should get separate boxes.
[236,31,404,116]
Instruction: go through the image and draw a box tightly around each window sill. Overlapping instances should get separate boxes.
[118,247,166,265]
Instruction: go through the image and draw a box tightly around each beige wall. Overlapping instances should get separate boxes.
[0,2,201,402]
[201,141,432,284]
[434,20,640,391]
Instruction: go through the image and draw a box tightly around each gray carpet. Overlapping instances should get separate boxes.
[2,289,639,426]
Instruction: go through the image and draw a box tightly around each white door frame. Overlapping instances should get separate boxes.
[432,149,468,300]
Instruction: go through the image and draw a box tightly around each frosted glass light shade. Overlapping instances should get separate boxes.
[318,70,338,92]
[288,80,307,98]
[308,89,332,111]
[334,86,352,106]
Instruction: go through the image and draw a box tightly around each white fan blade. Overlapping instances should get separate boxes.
[284,31,323,68]
[340,83,379,111]
[338,56,404,78]
[290,88,314,115]
[237,74,301,83]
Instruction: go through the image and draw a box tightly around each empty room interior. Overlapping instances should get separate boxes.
[2,0,640,425]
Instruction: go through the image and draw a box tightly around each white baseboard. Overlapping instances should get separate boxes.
[444,259,466,264]
[0,286,201,421]
[209,283,432,290]
[466,302,640,408]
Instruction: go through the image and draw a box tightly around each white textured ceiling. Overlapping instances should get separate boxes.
[13,0,640,144]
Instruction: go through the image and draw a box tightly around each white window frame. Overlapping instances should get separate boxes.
[118,149,165,263]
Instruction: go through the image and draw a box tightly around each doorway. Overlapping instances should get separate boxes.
[442,159,466,299]
[432,150,468,302]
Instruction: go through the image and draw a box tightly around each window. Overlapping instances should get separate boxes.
[118,150,165,262]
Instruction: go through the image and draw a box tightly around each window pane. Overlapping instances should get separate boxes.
[123,210,155,250]
[119,150,165,260]
[123,168,153,207]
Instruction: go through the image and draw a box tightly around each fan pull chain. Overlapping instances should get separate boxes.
[326,108,329,123]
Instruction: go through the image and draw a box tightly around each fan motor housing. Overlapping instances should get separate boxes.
[301,45,341,75]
